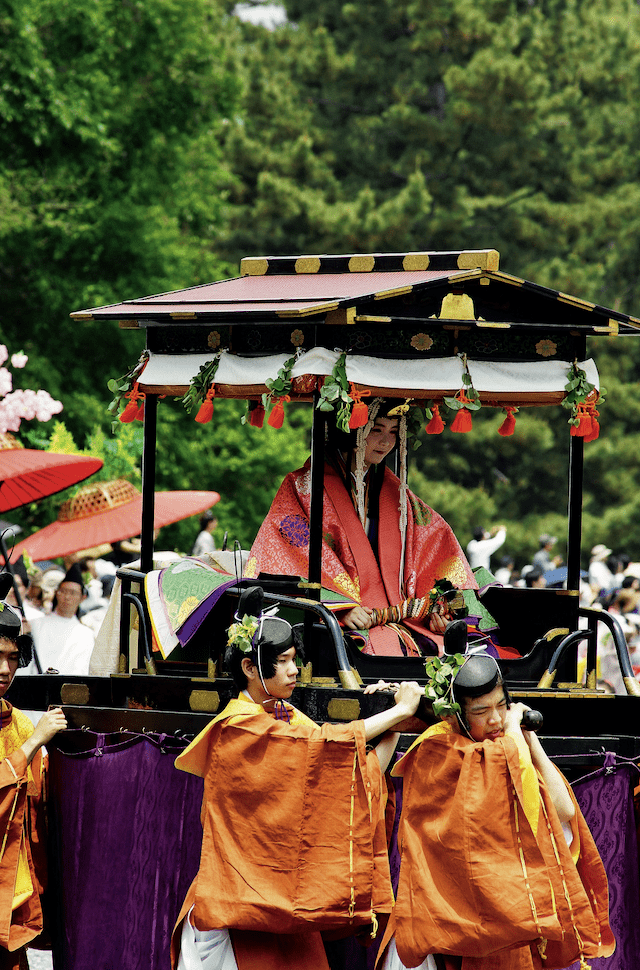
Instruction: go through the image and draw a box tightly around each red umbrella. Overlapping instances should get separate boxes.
[13,479,220,561]
[0,434,103,513]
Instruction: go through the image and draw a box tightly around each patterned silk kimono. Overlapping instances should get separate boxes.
[246,459,476,655]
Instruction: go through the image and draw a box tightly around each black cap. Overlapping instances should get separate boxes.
[453,654,501,700]
[0,571,32,664]
[0,601,21,640]
[256,616,293,652]
[62,563,85,589]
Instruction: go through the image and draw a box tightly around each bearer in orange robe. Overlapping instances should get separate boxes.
[171,586,423,970]
[0,573,67,970]
[376,654,614,970]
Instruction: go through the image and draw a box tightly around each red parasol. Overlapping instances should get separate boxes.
[0,433,103,513]
[13,478,220,561]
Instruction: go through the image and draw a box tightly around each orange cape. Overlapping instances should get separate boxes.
[172,696,394,967]
[246,461,476,655]
[0,702,46,954]
[382,723,614,970]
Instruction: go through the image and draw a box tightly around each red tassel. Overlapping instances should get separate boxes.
[348,385,371,429]
[134,397,145,422]
[349,400,369,429]
[584,417,600,442]
[450,408,472,433]
[195,386,216,424]
[425,406,445,435]
[249,403,265,428]
[195,400,213,423]
[498,407,516,437]
[268,398,286,429]
[119,383,142,422]
[119,399,139,423]
[572,405,592,437]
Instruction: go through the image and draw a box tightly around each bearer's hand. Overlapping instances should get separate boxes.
[20,707,67,766]
[32,708,68,747]
[504,702,530,736]
[363,680,398,694]
[363,680,423,716]
[343,606,374,630]
[393,681,424,718]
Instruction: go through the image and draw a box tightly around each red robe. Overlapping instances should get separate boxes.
[172,695,394,970]
[245,460,476,655]
[379,723,614,970]
[0,702,47,967]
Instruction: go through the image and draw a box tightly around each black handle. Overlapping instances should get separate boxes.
[521,709,543,732]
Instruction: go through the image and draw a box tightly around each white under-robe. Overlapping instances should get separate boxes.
[177,907,238,970]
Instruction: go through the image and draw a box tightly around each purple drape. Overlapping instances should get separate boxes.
[562,752,640,970]
[48,731,203,970]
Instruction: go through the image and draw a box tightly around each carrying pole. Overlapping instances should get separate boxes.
[566,435,584,592]
[140,394,157,575]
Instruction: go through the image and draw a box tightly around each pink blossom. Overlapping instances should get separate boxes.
[0,368,12,397]
[34,390,63,421]
[0,348,63,432]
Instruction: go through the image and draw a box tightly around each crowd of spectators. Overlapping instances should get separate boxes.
[473,528,640,693]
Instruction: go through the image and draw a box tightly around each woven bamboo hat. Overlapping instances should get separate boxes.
[13,479,220,561]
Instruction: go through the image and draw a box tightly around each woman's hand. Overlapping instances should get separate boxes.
[342,606,374,630]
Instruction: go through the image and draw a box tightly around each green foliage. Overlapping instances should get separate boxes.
[154,399,311,554]
[0,0,240,445]
[424,653,466,717]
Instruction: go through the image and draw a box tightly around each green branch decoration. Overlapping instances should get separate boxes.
[227,614,259,654]
[562,360,606,440]
[443,354,481,413]
[262,353,297,413]
[106,352,149,431]
[181,353,223,414]
[424,652,467,717]
[406,402,426,450]
[316,351,353,431]
[442,355,481,433]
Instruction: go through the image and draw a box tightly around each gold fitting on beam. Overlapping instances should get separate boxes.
[241,257,268,276]
[189,690,221,713]
[537,670,556,689]
[61,683,91,706]
[348,255,375,272]
[338,668,362,691]
[328,697,361,720]
[542,627,570,642]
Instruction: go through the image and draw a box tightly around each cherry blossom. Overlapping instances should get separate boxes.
[0,347,63,434]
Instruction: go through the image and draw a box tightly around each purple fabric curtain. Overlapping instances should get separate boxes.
[47,731,203,970]
[562,752,640,970]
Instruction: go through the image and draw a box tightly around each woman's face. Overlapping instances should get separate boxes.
[363,417,399,468]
